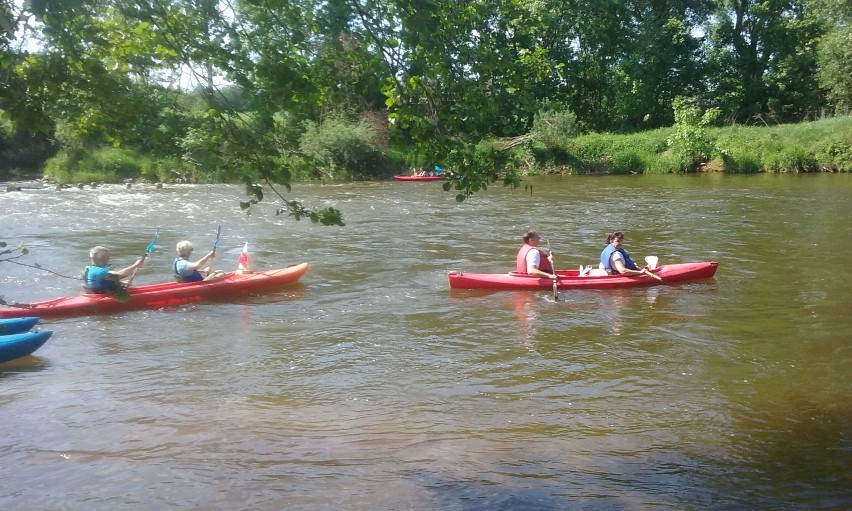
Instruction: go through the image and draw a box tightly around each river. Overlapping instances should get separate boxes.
[1,174,850,510]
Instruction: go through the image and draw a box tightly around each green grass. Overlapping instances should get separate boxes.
[525,116,852,175]
[712,117,851,172]
[44,147,157,184]
[37,116,852,183]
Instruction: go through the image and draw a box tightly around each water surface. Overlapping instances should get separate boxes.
[1,174,850,510]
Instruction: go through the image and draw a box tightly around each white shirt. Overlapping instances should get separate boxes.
[525,248,542,273]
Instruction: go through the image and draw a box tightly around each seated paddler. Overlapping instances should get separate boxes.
[83,246,144,293]
[599,231,652,277]
[516,230,556,279]
[174,240,216,283]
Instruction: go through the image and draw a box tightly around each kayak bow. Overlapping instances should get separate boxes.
[0,317,40,335]
[0,330,52,363]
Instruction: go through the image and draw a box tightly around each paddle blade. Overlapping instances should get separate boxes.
[145,227,160,254]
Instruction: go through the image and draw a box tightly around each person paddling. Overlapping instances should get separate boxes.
[600,231,654,277]
[83,246,144,293]
[516,230,556,280]
[173,240,215,283]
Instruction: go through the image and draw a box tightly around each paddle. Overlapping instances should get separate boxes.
[641,267,663,282]
[126,227,159,286]
[208,225,221,274]
[640,255,663,281]
[546,238,558,301]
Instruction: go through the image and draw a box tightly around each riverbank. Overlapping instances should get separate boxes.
[520,115,852,175]
[5,116,850,186]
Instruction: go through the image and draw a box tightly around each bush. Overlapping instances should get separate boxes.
[710,116,852,173]
[717,149,759,173]
[609,151,644,174]
[814,140,852,171]
[562,129,669,174]
[297,114,388,180]
[43,147,154,184]
[530,102,579,149]
[665,97,720,171]
[763,147,819,172]
[645,152,684,174]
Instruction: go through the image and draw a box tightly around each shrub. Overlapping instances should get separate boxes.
[814,140,852,170]
[763,147,819,172]
[530,102,579,149]
[666,97,720,171]
[609,150,644,174]
[297,114,387,180]
[719,149,762,173]
[645,152,683,174]
[43,147,153,184]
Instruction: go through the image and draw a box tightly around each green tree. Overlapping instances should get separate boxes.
[811,0,852,111]
[704,0,826,123]
[373,0,565,197]
[612,1,712,130]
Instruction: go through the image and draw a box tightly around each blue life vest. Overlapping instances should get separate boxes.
[83,265,117,293]
[174,259,204,283]
[600,245,639,274]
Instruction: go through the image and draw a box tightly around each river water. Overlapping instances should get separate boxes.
[1,174,850,510]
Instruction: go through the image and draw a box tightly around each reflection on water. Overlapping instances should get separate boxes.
[1,175,851,510]
[0,355,52,374]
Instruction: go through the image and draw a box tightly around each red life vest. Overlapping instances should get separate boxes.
[516,244,553,274]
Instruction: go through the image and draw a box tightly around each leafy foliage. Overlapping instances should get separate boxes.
[666,98,720,171]
[530,103,579,149]
[43,146,156,184]
[809,0,852,111]
[715,116,852,172]
[704,0,826,124]
[297,114,387,181]
[0,0,850,222]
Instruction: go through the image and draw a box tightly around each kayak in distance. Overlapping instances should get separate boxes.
[0,317,40,335]
[0,330,52,364]
[0,264,309,319]
[393,175,444,182]
[448,261,718,291]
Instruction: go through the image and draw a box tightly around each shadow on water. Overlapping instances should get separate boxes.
[0,355,52,375]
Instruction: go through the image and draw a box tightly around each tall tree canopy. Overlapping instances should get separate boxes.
[0,0,846,211]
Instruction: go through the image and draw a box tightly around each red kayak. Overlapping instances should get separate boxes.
[393,175,444,181]
[0,264,309,318]
[448,261,717,290]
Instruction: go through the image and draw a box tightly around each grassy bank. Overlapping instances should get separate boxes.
[520,115,851,175]
[33,116,851,185]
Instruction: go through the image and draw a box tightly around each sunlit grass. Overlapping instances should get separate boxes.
[537,116,852,174]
